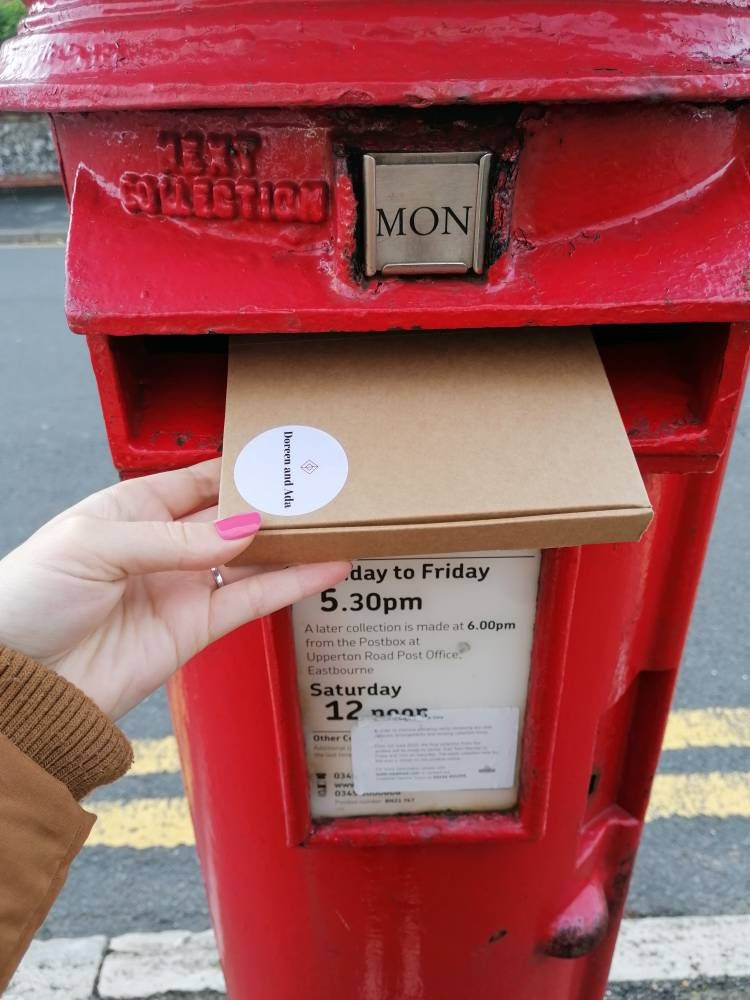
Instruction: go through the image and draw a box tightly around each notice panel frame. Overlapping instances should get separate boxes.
[261,547,580,847]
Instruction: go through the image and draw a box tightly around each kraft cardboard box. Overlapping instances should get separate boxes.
[219,328,652,563]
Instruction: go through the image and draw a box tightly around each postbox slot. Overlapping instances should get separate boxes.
[594,324,729,446]
[92,322,735,481]
[97,335,228,470]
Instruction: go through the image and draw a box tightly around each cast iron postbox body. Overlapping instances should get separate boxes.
[2,4,750,998]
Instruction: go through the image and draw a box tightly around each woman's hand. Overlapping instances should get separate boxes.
[0,459,350,719]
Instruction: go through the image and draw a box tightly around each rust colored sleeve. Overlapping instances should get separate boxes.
[0,646,132,800]
[0,732,96,992]
[0,646,134,991]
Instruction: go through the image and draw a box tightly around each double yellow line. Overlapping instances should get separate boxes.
[85,707,750,850]
[648,706,750,821]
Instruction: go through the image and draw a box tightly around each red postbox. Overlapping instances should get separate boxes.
[2,4,750,998]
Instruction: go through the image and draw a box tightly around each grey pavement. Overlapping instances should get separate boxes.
[0,187,68,244]
[0,229,748,996]
[0,241,212,937]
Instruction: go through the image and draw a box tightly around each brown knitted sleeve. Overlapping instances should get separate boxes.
[0,647,132,800]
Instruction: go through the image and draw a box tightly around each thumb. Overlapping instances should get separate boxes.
[57,513,261,578]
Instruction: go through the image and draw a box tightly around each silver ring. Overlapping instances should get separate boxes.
[210,567,225,589]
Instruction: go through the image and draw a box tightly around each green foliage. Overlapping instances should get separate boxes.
[0,0,26,45]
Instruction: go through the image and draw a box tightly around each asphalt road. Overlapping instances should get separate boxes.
[0,240,748,940]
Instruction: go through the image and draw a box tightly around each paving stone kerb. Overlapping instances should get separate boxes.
[5,916,750,998]
[3,935,107,1000]
[610,914,750,982]
[0,113,60,185]
[605,981,750,1000]
[98,930,226,1000]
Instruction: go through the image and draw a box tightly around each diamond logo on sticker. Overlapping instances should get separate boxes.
[300,460,319,475]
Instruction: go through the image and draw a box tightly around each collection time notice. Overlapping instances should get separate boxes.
[292,551,541,819]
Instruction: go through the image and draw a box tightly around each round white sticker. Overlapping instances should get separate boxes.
[233,425,349,517]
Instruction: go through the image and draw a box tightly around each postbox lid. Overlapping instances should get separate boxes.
[218,327,653,563]
[2,1,750,112]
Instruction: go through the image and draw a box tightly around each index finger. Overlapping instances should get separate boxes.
[62,458,224,524]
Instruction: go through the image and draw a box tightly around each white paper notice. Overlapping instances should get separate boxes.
[351,708,520,794]
[292,550,541,819]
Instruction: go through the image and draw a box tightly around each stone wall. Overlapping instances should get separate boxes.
[0,112,60,186]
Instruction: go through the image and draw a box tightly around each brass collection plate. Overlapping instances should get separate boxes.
[363,151,492,277]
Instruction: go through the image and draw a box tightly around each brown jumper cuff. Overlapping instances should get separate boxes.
[0,646,132,800]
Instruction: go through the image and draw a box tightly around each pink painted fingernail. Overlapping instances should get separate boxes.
[214,512,262,540]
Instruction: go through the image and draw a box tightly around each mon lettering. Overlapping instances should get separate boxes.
[377,205,472,238]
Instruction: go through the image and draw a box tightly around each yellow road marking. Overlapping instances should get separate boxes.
[129,707,750,778]
[112,707,749,850]
[646,771,750,821]
[662,707,750,751]
[87,797,194,849]
[130,735,180,776]
[86,771,750,849]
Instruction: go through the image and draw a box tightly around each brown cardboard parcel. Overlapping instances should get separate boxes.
[219,329,652,564]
